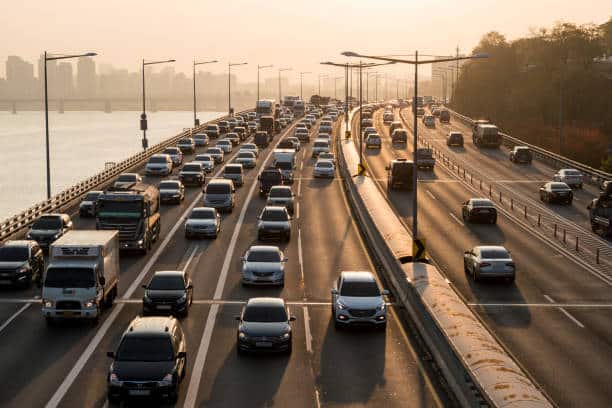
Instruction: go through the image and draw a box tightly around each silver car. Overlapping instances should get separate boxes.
[193,154,215,173]
[241,143,259,157]
[185,207,221,239]
[223,163,244,187]
[145,154,173,176]
[463,245,515,283]
[313,159,335,178]
[365,134,381,149]
[113,173,142,189]
[216,139,233,153]
[553,168,583,189]
[193,132,210,147]
[312,139,330,158]
[162,147,183,166]
[205,147,224,164]
[234,151,257,169]
[266,186,295,215]
[331,271,389,329]
[241,245,287,286]
[257,206,291,241]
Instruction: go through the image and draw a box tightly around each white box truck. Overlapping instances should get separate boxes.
[273,149,296,185]
[42,230,119,324]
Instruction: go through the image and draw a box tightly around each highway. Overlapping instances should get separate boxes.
[356,105,612,408]
[0,115,445,407]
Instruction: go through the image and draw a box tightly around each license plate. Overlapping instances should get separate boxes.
[0,279,12,284]
[256,342,272,348]
[129,390,151,396]
[157,305,172,310]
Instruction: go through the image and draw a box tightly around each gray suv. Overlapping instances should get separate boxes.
[203,179,235,212]
[331,271,389,329]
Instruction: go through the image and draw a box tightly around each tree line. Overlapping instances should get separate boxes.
[451,18,612,172]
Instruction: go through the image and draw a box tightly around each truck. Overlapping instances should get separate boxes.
[473,123,502,148]
[256,99,276,118]
[95,182,161,254]
[310,95,330,107]
[588,182,612,236]
[273,149,296,185]
[416,148,436,170]
[260,115,275,137]
[42,230,119,324]
[293,100,305,117]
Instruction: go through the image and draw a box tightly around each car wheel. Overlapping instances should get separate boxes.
[473,268,479,282]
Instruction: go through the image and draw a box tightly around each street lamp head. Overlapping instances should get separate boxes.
[472,53,489,59]
[341,51,359,57]
[85,52,97,57]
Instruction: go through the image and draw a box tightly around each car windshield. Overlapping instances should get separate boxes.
[227,133,238,138]
[471,200,493,207]
[269,188,292,198]
[44,267,95,288]
[117,174,136,182]
[261,171,282,182]
[163,148,178,154]
[206,184,229,194]
[262,209,288,221]
[149,156,168,164]
[564,170,581,176]
[480,248,510,259]
[160,181,180,189]
[194,133,207,138]
[243,305,287,322]
[275,162,292,170]
[84,192,100,201]
[225,166,241,174]
[317,161,333,168]
[314,142,328,148]
[206,125,218,131]
[178,139,192,144]
[0,246,29,261]
[195,155,212,162]
[116,337,174,362]
[247,249,281,262]
[551,183,570,190]
[191,209,215,219]
[182,164,201,172]
[243,144,256,150]
[206,149,221,154]
[238,153,254,159]
[32,217,62,229]
[340,280,380,297]
[148,275,185,290]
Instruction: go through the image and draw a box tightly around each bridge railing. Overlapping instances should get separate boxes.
[447,108,611,186]
[0,110,252,242]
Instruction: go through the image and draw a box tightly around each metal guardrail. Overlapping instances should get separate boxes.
[447,108,611,186]
[0,110,252,242]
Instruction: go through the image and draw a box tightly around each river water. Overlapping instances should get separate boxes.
[0,110,223,222]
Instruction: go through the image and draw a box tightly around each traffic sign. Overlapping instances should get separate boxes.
[412,238,427,261]
[357,162,367,175]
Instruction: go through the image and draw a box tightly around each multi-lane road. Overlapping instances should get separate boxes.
[0,115,446,407]
[358,105,612,408]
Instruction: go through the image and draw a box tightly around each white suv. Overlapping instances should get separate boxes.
[331,271,389,329]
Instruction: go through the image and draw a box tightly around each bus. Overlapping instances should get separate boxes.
[256,99,276,118]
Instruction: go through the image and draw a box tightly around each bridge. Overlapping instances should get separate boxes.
[0,96,610,408]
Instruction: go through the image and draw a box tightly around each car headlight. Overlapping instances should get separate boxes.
[177,293,187,303]
[336,300,347,310]
[85,299,96,308]
[53,233,61,239]
[43,299,54,308]
[157,373,173,387]
[281,332,290,339]
[109,373,122,386]
[26,233,32,239]
[376,302,386,312]
[137,239,143,245]
[238,332,247,339]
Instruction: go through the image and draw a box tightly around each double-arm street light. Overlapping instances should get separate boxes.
[278,67,292,103]
[141,58,175,151]
[342,50,488,242]
[193,59,218,127]
[257,64,273,102]
[43,51,97,199]
[228,62,248,116]
[299,72,312,100]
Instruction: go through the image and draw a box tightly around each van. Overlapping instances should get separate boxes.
[386,158,414,191]
[223,163,244,187]
[203,179,235,212]
[473,124,501,148]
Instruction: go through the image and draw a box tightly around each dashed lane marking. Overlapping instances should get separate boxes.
[449,212,465,226]
[0,303,30,335]
[544,295,585,328]
[303,306,313,353]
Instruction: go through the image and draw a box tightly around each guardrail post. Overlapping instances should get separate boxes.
[463,168,466,179]
[596,248,600,264]
[554,224,557,238]
[479,180,482,190]
[470,174,473,184]
[524,205,527,218]
[575,236,579,252]
[499,191,502,203]
[489,185,492,197]
[563,229,566,243]
[538,214,541,226]
[510,198,514,210]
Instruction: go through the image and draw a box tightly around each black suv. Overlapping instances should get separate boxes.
[142,271,193,317]
[386,159,414,191]
[26,213,73,250]
[107,316,187,403]
[0,240,44,288]
[258,167,283,196]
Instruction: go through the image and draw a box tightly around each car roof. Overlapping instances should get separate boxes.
[151,153,170,158]
[192,206,216,213]
[125,316,178,337]
[246,297,285,307]
[263,205,287,212]
[341,271,376,282]
[164,147,180,152]
[470,198,494,205]
[208,178,233,185]
[3,240,34,248]
[248,245,280,252]
[474,245,508,252]
[269,185,292,191]
[152,270,185,278]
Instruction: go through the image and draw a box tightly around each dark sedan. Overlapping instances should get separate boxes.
[461,198,497,224]
[540,182,573,205]
[142,271,193,317]
[236,297,296,354]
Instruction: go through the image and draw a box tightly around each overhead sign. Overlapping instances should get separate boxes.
[412,238,427,261]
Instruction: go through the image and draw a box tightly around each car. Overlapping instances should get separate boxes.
[205,123,220,138]
[234,127,247,140]
[463,246,515,283]
[113,173,142,189]
[228,118,237,129]
[205,147,224,164]
[509,146,533,164]
[179,162,206,186]
[79,190,103,217]
[279,118,288,128]
[241,245,287,286]
[446,131,464,147]
[461,198,497,224]
[193,154,215,173]
[285,136,301,151]
[389,121,402,134]
[235,297,296,354]
[258,167,284,196]
[383,112,394,124]
[319,123,333,135]
[386,158,414,190]
[422,115,435,127]
[223,163,244,187]
[313,159,335,178]
[331,271,389,329]
[106,316,187,403]
[439,109,451,123]
[226,132,240,146]
[247,121,258,133]
[266,185,295,215]
[317,132,331,141]
[177,138,195,154]
[361,118,373,128]
[241,143,259,157]
[365,133,382,149]
[184,207,221,239]
[540,182,573,205]
[26,213,73,249]
[159,180,184,204]
[278,139,296,150]
[318,152,335,165]
[216,139,233,153]
[391,129,408,144]
[553,168,583,189]
[0,240,44,288]
[203,179,235,212]
[163,147,183,166]
[312,139,330,158]
[300,119,311,130]
[146,154,173,176]
[362,126,377,138]
[142,270,193,317]
[416,107,425,116]
[216,121,228,135]
[193,132,209,147]
[432,108,441,117]
[295,128,310,142]
[234,151,257,169]
[257,206,292,241]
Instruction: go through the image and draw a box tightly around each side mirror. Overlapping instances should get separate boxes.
[177,351,187,359]
[289,316,297,321]
[384,166,390,171]
[382,289,390,296]
[331,288,338,295]
[234,315,241,321]
[187,284,193,289]
[99,277,106,286]
[141,284,147,289]
[107,351,115,358]
[282,257,289,262]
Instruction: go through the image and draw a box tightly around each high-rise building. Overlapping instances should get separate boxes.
[77,57,96,97]
[6,56,36,98]
[57,62,74,98]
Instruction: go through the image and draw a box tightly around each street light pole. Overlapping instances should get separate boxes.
[278,68,292,102]
[228,62,248,116]
[193,59,218,127]
[142,58,175,151]
[43,51,97,199]
[318,74,328,96]
[299,71,311,100]
[334,76,343,100]
[257,64,273,102]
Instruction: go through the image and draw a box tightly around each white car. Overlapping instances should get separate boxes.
[312,139,330,158]
[285,137,301,151]
[463,245,515,283]
[241,245,287,286]
[313,159,335,178]
[318,152,335,164]
[113,173,142,189]
[193,154,215,173]
[553,168,583,189]
[193,132,209,147]
[184,207,221,239]
[145,154,173,176]
[234,151,257,169]
[240,143,259,157]
[216,139,233,153]
[331,271,389,329]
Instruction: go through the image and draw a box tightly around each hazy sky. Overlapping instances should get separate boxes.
[1,0,610,82]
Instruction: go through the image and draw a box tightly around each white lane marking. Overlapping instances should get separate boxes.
[46,133,253,408]
[0,302,30,334]
[544,294,585,328]
[297,177,302,196]
[315,389,321,408]
[449,212,465,226]
[295,202,300,220]
[298,228,304,282]
[303,306,312,353]
[469,302,612,308]
[184,126,295,408]
[300,161,304,171]
[426,189,437,200]
[181,244,199,272]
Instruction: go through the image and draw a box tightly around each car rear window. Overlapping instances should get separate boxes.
[148,274,185,290]
[480,248,509,259]
[190,209,215,219]
[247,249,281,262]
[32,217,62,229]
[182,164,201,172]
[149,156,168,163]
[262,209,288,221]
[206,183,230,194]
[550,183,570,190]
[471,199,494,207]
[0,246,29,261]
[159,181,180,189]
[224,166,242,174]
[243,305,287,322]
[116,337,174,362]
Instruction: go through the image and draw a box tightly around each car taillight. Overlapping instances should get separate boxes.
[479,262,491,267]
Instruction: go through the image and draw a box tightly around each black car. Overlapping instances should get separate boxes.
[509,146,533,164]
[26,213,73,249]
[159,180,185,204]
[107,316,187,403]
[446,132,464,147]
[0,240,44,288]
[142,271,193,317]
[79,191,103,217]
[540,182,573,205]
[205,123,220,139]
[461,198,497,224]
[258,167,283,196]
[236,297,296,354]
[217,121,229,134]
[179,163,206,187]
